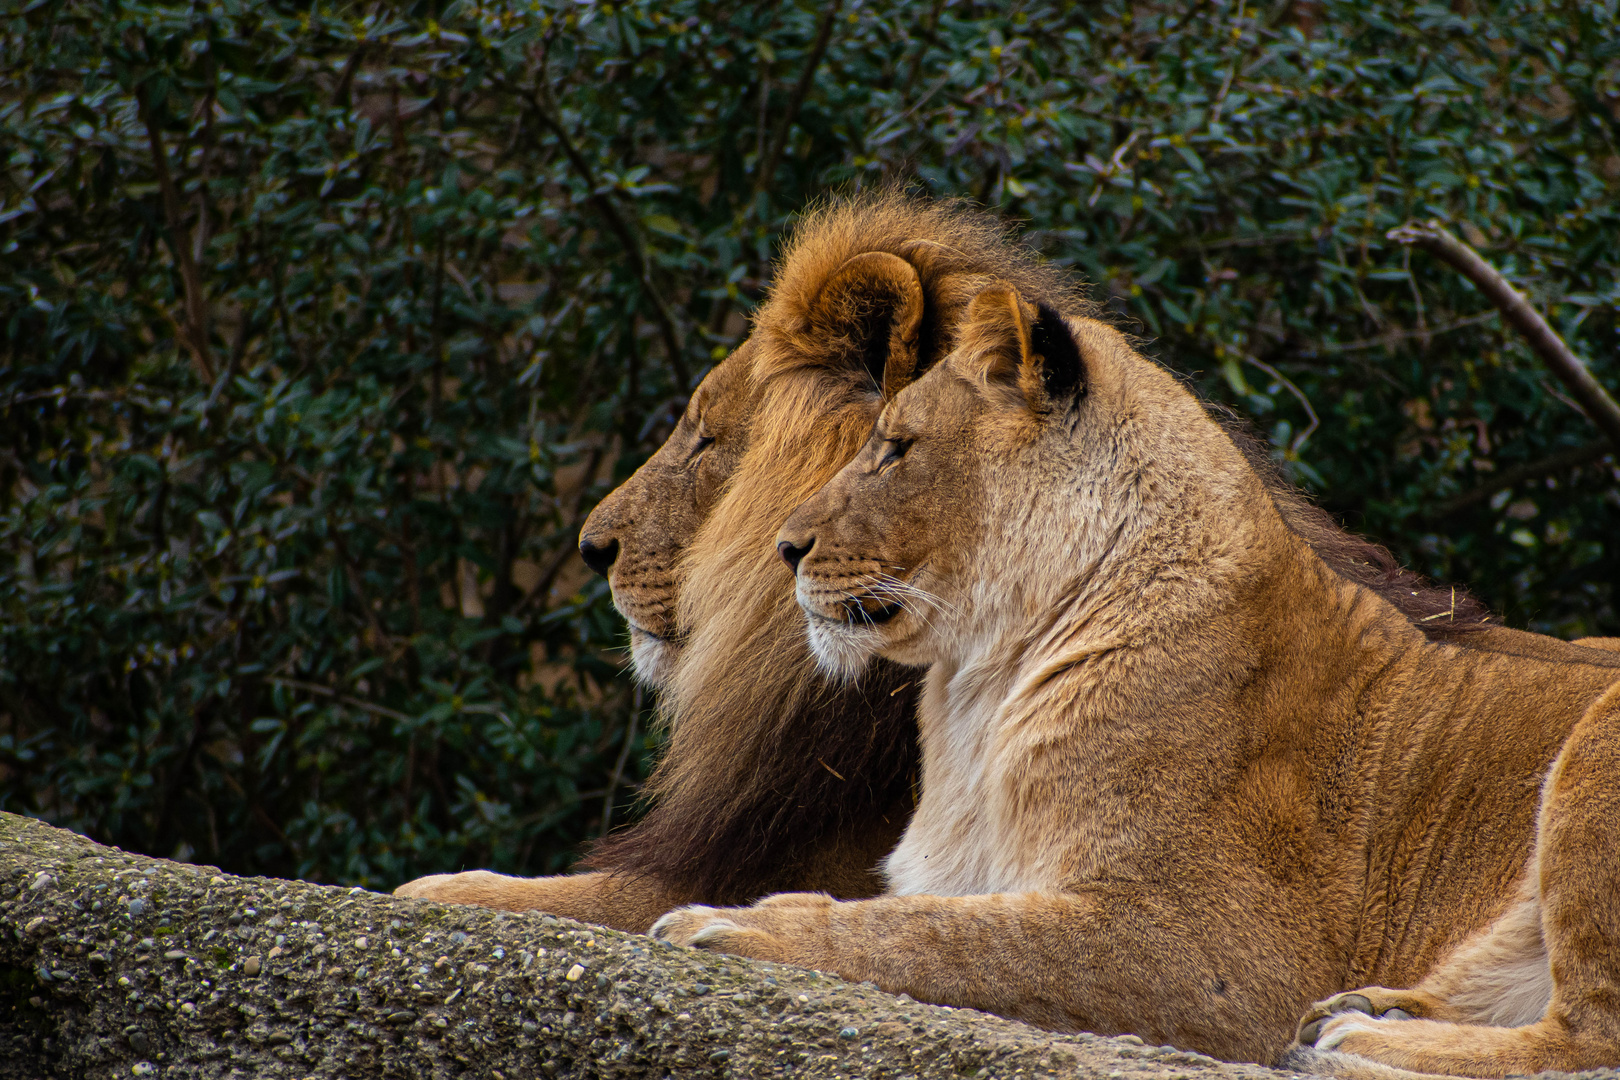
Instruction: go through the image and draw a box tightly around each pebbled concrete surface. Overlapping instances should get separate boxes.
[6,812,1613,1080]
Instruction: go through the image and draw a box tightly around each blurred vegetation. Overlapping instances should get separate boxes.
[3,0,1616,885]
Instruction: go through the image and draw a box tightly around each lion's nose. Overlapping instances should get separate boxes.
[579,535,620,576]
[777,538,813,574]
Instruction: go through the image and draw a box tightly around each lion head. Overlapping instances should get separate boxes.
[580,195,1088,900]
[576,353,758,688]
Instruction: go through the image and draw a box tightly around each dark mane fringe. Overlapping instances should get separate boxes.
[585,661,920,904]
[1214,410,1494,640]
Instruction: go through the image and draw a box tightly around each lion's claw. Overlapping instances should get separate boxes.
[687,919,743,947]
[1335,993,1374,1016]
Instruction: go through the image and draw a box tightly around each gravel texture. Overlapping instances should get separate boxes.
[8,810,1601,1080]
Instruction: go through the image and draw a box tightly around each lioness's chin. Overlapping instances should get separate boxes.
[806,617,886,682]
[628,626,679,688]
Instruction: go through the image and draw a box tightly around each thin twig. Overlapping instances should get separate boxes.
[600,686,641,838]
[137,86,215,385]
[1425,442,1612,519]
[900,0,947,97]
[756,0,844,195]
[1242,353,1318,452]
[1207,0,1248,127]
[526,84,690,392]
[5,386,169,411]
[511,442,608,618]
[1314,311,1499,353]
[1388,220,1620,451]
[754,43,772,171]
[267,677,413,724]
[867,67,956,147]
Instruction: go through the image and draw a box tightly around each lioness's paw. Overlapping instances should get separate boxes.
[1295,986,1429,1047]
[650,905,794,963]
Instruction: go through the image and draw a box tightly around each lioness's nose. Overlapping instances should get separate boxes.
[579,535,619,576]
[777,538,813,574]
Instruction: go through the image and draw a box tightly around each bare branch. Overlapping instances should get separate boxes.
[1388,221,1620,451]
[527,85,691,393]
[137,87,216,386]
[266,676,413,724]
[756,0,845,196]
[600,686,642,838]
[1426,442,1612,519]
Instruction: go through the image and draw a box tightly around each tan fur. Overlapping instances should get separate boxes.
[397,195,1093,931]
[651,282,1620,1074]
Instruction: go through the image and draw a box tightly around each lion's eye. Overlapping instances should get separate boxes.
[690,433,716,462]
[879,438,912,471]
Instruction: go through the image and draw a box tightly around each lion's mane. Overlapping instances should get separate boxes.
[583,193,1086,899]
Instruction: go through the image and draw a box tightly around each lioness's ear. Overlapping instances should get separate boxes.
[962,285,1085,409]
[803,251,925,399]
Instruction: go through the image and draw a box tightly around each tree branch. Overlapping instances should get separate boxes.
[1387,221,1620,451]
[137,87,216,386]
[527,85,690,394]
[0,813,1280,1080]
[1426,441,1612,519]
[756,0,844,196]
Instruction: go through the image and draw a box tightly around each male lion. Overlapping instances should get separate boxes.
[397,196,1085,932]
[651,282,1620,1075]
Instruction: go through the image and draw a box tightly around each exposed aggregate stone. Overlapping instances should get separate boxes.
[4,813,1617,1080]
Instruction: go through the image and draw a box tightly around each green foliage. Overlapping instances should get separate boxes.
[3,0,1616,884]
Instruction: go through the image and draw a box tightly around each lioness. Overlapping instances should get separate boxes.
[398,196,1084,931]
[651,283,1620,1075]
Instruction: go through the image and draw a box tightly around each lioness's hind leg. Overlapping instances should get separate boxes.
[1297,684,1620,1076]
[1297,875,1547,1048]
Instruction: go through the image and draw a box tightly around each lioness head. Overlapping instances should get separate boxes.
[778,283,1247,678]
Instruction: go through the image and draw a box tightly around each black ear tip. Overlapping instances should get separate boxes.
[1030,303,1084,403]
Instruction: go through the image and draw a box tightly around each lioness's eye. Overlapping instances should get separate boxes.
[690,433,715,462]
[879,438,912,471]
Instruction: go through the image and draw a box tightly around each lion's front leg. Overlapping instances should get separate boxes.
[394,870,697,934]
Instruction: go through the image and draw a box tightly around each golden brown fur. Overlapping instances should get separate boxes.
[651,283,1620,1075]
[397,194,1090,930]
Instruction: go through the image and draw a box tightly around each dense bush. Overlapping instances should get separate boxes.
[3,0,1616,885]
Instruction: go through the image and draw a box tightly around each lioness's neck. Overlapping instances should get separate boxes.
[890,401,1343,895]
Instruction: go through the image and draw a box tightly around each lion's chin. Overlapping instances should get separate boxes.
[806,616,885,682]
[628,625,680,688]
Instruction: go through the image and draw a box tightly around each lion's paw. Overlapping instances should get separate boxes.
[394,870,495,902]
[753,891,835,910]
[650,904,801,964]
[1295,986,1431,1047]
[392,869,539,910]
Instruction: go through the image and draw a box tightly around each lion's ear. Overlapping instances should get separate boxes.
[962,286,1084,409]
[803,251,925,399]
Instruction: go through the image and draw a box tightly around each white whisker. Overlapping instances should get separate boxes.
[874,571,960,616]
